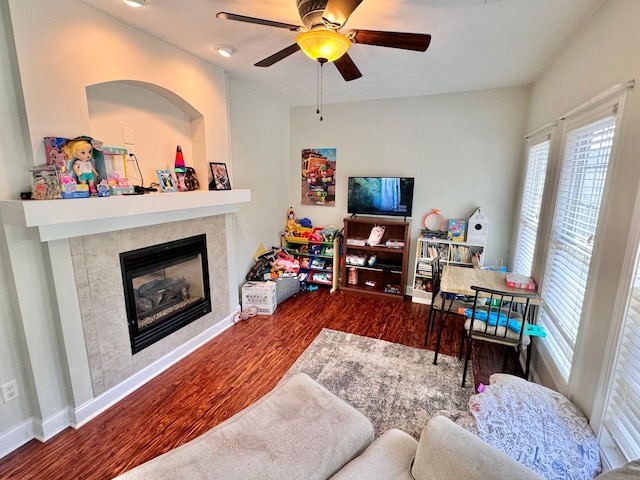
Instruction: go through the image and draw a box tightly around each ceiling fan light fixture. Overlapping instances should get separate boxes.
[296,30,351,63]
[215,45,237,58]
[122,0,146,7]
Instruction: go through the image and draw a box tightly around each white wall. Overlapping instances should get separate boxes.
[87,82,194,187]
[228,81,290,284]
[290,87,530,279]
[525,0,640,419]
[0,0,33,448]
[8,0,229,176]
[0,0,267,456]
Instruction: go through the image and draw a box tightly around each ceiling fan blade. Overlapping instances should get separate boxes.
[349,30,432,51]
[333,53,362,81]
[322,0,364,28]
[254,44,301,67]
[216,12,302,31]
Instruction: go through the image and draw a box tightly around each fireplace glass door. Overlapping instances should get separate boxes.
[120,234,211,354]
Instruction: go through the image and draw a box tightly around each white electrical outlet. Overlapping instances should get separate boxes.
[122,127,134,144]
[1,380,19,402]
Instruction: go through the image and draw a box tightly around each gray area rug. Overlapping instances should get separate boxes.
[280,328,474,439]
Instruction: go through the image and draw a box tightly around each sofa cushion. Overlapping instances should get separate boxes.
[113,373,374,480]
[411,416,544,480]
[328,428,417,480]
[433,408,479,435]
[467,374,601,480]
[595,460,640,479]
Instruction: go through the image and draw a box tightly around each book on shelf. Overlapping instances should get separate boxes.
[423,243,443,259]
[417,260,433,276]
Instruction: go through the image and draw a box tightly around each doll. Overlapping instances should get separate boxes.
[63,139,98,194]
[286,207,299,235]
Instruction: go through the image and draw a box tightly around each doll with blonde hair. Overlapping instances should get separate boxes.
[62,139,98,194]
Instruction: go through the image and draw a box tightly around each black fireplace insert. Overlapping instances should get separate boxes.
[120,234,211,354]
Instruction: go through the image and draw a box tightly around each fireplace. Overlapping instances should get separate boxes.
[120,234,211,354]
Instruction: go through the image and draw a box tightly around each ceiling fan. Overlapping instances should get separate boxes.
[216,0,432,81]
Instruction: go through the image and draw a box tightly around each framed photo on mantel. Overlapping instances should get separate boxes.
[156,169,177,193]
[209,162,231,190]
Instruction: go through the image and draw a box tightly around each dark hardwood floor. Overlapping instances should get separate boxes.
[0,289,523,479]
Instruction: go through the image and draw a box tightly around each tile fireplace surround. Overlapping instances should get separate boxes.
[0,190,250,440]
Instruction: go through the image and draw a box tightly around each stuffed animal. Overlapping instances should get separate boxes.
[271,251,300,274]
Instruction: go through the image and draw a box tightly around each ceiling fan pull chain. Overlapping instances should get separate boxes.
[319,61,324,121]
[316,61,320,116]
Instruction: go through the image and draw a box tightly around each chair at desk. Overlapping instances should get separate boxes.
[426,258,474,362]
[460,285,537,387]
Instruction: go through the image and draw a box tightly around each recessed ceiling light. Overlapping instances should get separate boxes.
[214,45,237,58]
[122,0,146,7]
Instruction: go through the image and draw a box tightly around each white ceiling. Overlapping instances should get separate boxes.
[78,0,603,107]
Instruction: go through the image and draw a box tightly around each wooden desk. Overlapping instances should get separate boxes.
[434,265,541,371]
[440,266,541,305]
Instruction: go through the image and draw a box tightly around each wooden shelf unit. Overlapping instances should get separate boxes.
[340,216,410,300]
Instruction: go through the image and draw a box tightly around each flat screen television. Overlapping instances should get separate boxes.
[347,177,414,217]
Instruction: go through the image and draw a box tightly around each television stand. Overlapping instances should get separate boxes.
[340,216,409,300]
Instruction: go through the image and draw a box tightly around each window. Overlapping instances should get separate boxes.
[538,101,620,383]
[512,135,550,276]
[601,255,640,462]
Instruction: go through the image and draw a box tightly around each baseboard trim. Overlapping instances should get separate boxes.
[72,316,233,428]
[0,406,73,459]
[32,408,73,442]
[0,419,34,459]
[0,315,233,460]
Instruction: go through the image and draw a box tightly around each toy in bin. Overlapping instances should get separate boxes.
[311,271,332,284]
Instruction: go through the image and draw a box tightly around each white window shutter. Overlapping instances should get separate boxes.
[538,107,618,382]
[513,138,550,277]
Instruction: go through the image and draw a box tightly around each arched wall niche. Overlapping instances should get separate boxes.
[86,80,206,189]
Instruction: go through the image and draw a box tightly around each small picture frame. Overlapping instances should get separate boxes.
[156,169,177,193]
[209,162,231,190]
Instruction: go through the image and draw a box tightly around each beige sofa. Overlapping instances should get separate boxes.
[113,372,544,479]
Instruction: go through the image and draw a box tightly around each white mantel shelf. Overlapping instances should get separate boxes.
[0,189,251,242]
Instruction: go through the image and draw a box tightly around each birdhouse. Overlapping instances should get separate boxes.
[467,208,489,244]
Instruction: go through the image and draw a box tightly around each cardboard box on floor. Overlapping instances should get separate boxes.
[242,281,277,315]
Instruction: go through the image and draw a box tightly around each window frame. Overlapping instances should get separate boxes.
[591,174,640,469]
[512,129,553,277]
[535,95,626,393]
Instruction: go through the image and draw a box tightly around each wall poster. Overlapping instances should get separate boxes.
[301,148,336,206]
